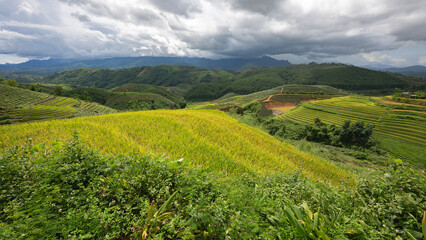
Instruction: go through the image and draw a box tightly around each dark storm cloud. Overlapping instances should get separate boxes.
[227,0,282,15]
[59,0,163,25]
[148,0,202,17]
[0,0,425,65]
[71,12,90,23]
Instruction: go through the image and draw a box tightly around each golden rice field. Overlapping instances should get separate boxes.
[0,110,351,185]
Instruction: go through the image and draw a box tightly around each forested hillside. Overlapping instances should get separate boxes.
[65,84,186,110]
[39,63,424,101]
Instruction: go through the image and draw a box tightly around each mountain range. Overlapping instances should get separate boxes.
[363,64,426,79]
[382,65,426,79]
[0,56,291,76]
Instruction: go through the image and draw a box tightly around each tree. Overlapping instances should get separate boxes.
[54,86,63,96]
[0,78,4,84]
[6,79,19,87]
[83,90,92,101]
[392,88,402,100]
[302,119,374,147]
[30,84,42,92]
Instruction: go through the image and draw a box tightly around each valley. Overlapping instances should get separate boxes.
[0,63,425,239]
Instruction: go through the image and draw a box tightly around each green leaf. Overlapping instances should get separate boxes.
[155,191,178,218]
[404,229,420,240]
[394,158,403,164]
[422,212,426,240]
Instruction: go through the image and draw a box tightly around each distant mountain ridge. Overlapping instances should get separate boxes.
[0,56,291,75]
[382,65,426,79]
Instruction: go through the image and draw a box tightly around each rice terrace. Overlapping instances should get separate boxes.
[1,1,426,239]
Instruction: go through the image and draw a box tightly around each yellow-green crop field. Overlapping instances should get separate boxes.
[0,109,351,185]
[1,85,117,123]
[279,96,426,164]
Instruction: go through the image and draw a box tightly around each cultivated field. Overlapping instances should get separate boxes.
[279,96,426,164]
[0,109,351,185]
[0,85,117,123]
[0,84,49,109]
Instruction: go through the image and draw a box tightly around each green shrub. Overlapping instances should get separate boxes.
[0,119,11,125]
[1,135,424,239]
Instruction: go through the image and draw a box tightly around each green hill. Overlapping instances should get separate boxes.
[40,63,423,101]
[0,84,49,109]
[0,72,43,83]
[188,84,348,110]
[0,84,116,124]
[217,84,348,104]
[43,65,235,89]
[185,63,424,100]
[65,84,186,110]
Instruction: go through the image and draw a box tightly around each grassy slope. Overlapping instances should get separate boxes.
[0,110,351,185]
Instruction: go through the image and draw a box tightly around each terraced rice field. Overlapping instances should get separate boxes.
[0,110,352,185]
[269,106,296,114]
[0,84,49,109]
[279,96,426,147]
[1,85,117,123]
[79,101,117,115]
[9,97,78,122]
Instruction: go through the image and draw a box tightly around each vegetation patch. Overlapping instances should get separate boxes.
[0,136,424,239]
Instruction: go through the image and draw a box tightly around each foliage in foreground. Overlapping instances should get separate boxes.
[1,136,425,239]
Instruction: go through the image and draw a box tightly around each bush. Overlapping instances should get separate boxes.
[6,79,18,87]
[1,135,424,239]
[265,118,375,148]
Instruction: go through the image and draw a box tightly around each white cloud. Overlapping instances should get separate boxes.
[362,52,406,64]
[0,29,37,39]
[0,0,425,66]
[419,56,426,65]
[0,54,29,64]
[17,0,39,15]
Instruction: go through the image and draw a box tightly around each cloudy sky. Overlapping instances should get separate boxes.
[0,0,425,67]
